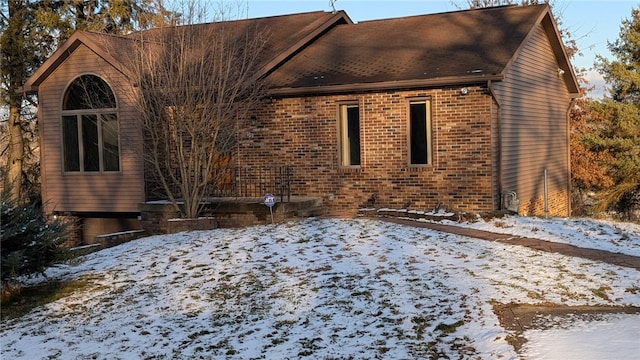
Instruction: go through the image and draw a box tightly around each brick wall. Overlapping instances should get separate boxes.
[521,188,570,217]
[94,230,147,248]
[139,202,180,234]
[238,86,496,215]
[57,215,82,248]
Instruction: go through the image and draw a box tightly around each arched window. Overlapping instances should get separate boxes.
[61,75,120,172]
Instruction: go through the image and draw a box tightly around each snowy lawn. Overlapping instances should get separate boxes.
[1,217,639,359]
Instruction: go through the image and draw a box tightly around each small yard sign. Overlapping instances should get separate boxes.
[263,193,276,208]
[263,193,276,224]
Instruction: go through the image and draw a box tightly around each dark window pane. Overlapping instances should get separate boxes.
[410,102,428,164]
[346,106,360,166]
[62,116,80,171]
[101,114,120,171]
[82,115,100,171]
[61,75,120,173]
[63,75,116,110]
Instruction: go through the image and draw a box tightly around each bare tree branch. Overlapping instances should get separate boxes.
[115,16,270,218]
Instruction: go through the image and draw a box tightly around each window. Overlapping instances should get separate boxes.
[61,75,120,172]
[408,99,432,165]
[338,103,361,166]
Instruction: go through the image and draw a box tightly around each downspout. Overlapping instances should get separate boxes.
[565,98,578,217]
[486,80,502,211]
[544,168,549,218]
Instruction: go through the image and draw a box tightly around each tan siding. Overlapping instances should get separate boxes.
[39,44,144,214]
[492,24,571,216]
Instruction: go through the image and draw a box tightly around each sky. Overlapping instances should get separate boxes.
[240,1,638,98]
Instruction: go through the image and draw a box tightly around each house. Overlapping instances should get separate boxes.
[22,4,579,242]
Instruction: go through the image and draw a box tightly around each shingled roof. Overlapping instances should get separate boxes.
[125,11,352,78]
[23,10,351,92]
[266,4,575,94]
[24,5,577,96]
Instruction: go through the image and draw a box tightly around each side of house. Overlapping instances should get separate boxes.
[23,5,580,242]
[492,14,578,216]
[22,11,352,242]
[239,86,496,215]
[242,4,579,217]
[28,36,145,243]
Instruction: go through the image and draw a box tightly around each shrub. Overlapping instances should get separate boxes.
[1,193,70,285]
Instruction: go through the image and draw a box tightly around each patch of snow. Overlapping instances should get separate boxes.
[167,217,216,222]
[522,313,640,359]
[69,244,102,251]
[453,215,640,256]
[143,200,175,205]
[94,229,145,238]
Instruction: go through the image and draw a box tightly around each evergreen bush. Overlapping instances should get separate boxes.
[1,192,70,284]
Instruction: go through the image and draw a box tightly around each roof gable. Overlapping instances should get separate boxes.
[267,4,579,95]
[22,31,129,92]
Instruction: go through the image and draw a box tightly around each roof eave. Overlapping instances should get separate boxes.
[268,74,504,97]
[503,5,580,97]
[540,11,581,96]
[21,33,85,93]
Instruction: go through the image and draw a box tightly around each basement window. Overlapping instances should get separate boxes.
[61,75,120,172]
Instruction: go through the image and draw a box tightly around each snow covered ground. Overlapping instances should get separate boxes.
[1,216,639,359]
[455,215,640,257]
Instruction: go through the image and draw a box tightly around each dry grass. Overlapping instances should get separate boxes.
[1,276,101,321]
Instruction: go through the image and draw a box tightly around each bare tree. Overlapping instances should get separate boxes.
[455,0,552,10]
[120,15,269,218]
[462,0,512,8]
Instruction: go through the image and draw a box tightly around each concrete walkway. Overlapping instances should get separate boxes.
[380,217,640,271]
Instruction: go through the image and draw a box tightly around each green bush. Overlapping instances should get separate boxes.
[1,194,70,283]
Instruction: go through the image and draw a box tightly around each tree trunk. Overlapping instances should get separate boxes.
[5,102,24,202]
[2,0,27,202]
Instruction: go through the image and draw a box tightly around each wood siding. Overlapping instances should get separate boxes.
[492,24,571,216]
[39,44,144,214]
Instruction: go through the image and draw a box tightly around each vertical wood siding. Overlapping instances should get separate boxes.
[39,45,144,214]
[492,24,571,216]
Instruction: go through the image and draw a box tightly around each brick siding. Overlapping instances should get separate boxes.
[238,86,497,216]
[58,215,82,248]
[521,188,570,217]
